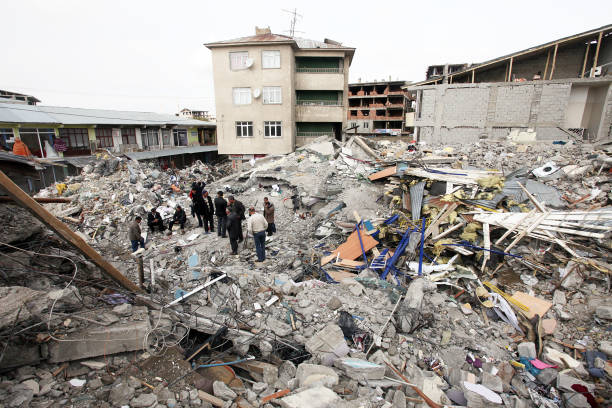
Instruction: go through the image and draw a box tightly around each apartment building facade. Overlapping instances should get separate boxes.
[205,28,355,155]
[347,80,414,137]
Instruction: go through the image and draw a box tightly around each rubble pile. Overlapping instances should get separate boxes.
[0,136,611,407]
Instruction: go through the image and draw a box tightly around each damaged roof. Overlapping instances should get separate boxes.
[205,33,355,51]
[0,102,215,127]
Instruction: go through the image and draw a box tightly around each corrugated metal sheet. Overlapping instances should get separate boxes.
[0,102,215,127]
[410,181,426,221]
[124,145,217,161]
[0,151,46,169]
[0,103,59,124]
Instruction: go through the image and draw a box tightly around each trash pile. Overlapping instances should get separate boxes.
[0,136,611,408]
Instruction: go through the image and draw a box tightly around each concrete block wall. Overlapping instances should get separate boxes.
[410,80,608,143]
[441,87,489,127]
[494,85,535,124]
[538,84,571,124]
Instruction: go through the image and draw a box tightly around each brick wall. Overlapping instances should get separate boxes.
[441,87,489,127]
[537,84,571,124]
[494,85,535,124]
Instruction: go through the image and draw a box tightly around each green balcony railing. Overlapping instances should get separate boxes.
[296,67,343,73]
[296,100,342,106]
[296,131,333,137]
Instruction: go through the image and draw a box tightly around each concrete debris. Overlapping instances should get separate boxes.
[0,136,611,407]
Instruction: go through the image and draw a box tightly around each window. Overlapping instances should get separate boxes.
[0,128,14,149]
[351,122,357,128]
[162,129,171,146]
[95,128,113,148]
[233,88,252,105]
[58,128,89,148]
[121,128,137,145]
[172,129,188,146]
[262,50,280,69]
[263,87,281,104]
[230,51,249,70]
[363,122,369,129]
[264,121,282,138]
[141,128,159,148]
[236,122,253,137]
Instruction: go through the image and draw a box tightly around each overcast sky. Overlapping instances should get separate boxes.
[2,0,609,115]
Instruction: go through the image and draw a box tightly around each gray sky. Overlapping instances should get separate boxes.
[2,0,610,115]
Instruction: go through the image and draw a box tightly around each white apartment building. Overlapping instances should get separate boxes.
[205,28,355,156]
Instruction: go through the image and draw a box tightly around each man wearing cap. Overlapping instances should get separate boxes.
[247,206,268,262]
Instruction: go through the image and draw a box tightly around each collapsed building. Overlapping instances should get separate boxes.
[406,24,612,143]
[0,131,610,407]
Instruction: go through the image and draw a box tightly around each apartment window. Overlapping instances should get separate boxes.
[233,87,252,105]
[172,129,188,146]
[263,87,282,104]
[363,122,369,129]
[58,128,89,148]
[230,51,249,70]
[236,121,253,137]
[264,121,282,138]
[262,50,280,69]
[141,128,160,148]
[351,122,357,128]
[121,128,136,145]
[95,128,113,148]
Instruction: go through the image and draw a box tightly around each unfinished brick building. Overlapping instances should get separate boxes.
[347,80,414,137]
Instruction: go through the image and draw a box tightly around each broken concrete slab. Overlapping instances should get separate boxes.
[47,320,150,363]
[279,386,340,408]
[333,358,385,381]
[296,363,339,388]
[304,324,349,366]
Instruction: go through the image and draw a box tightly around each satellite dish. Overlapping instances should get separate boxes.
[252,88,261,98]
[245,58,254,68]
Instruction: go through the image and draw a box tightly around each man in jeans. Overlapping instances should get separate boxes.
[246,207,268,263]
[128,216,145,253]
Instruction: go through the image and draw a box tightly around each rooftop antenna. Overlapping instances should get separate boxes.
[282,8,303,37]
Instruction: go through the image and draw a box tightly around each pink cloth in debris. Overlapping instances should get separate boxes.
[530,359,557,369]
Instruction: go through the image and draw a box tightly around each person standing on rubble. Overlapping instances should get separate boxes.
[168,205,187,233]
[226,209,241,255]
[227,196,246,242]
[263,197,276,236]
[202,190,215,234]
[214,191,228,238]
[128,216,145,253]
[147,207,165,233]
[247,207,268,262]
[190,185,205,228]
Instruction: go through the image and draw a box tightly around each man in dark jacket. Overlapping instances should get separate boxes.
[147,207,165,232]
[202,191,214,233]
[263,197,276,236]
[226,209,242,255]
[214,191,228,238]
[128,216,145,253]
[190,187,205,227]
[168,205,187,233]
[227,196,245,242]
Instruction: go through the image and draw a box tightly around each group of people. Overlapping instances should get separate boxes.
[128,181,277,263]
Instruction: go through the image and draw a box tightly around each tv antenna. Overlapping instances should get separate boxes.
[282,8,303,37]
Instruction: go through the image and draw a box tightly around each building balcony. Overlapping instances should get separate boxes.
[296,72,344,91]
[295,104,344,122]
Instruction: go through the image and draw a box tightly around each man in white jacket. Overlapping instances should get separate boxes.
[247,207,268,262]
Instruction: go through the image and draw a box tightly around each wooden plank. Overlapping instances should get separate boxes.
[321,227,378,266]
[198,390,225,407]
[0,170,143,293]
[505,212,549,252]
[368,166,397,181]
[494,209,536,245]
[481,223,490,272]
[543,49,551,80]
[592,31,603,75]
[0,196,72,203]
[507,57,514,82]
[549,43,559,80]
[327,270,357,282]
[431,221,464,240]
[581,42,591,78]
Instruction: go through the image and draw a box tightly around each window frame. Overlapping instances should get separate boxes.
[172,128,188,146]
[95,128,114,148]
[235,121,254,138]
[263,86,282,105]
[229,51,249,70]
[263,121,282,138]
[262,50,281,69]
[58,127,89,149]
[233,87,252,105]
[121,128,137,145]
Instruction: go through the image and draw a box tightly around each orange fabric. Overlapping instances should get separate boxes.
[12,140,32,157]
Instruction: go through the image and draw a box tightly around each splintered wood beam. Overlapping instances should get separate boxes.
[0,196,72,203]
[0,170,143,293]
[549,43,559,80]
[592,31,604,75]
